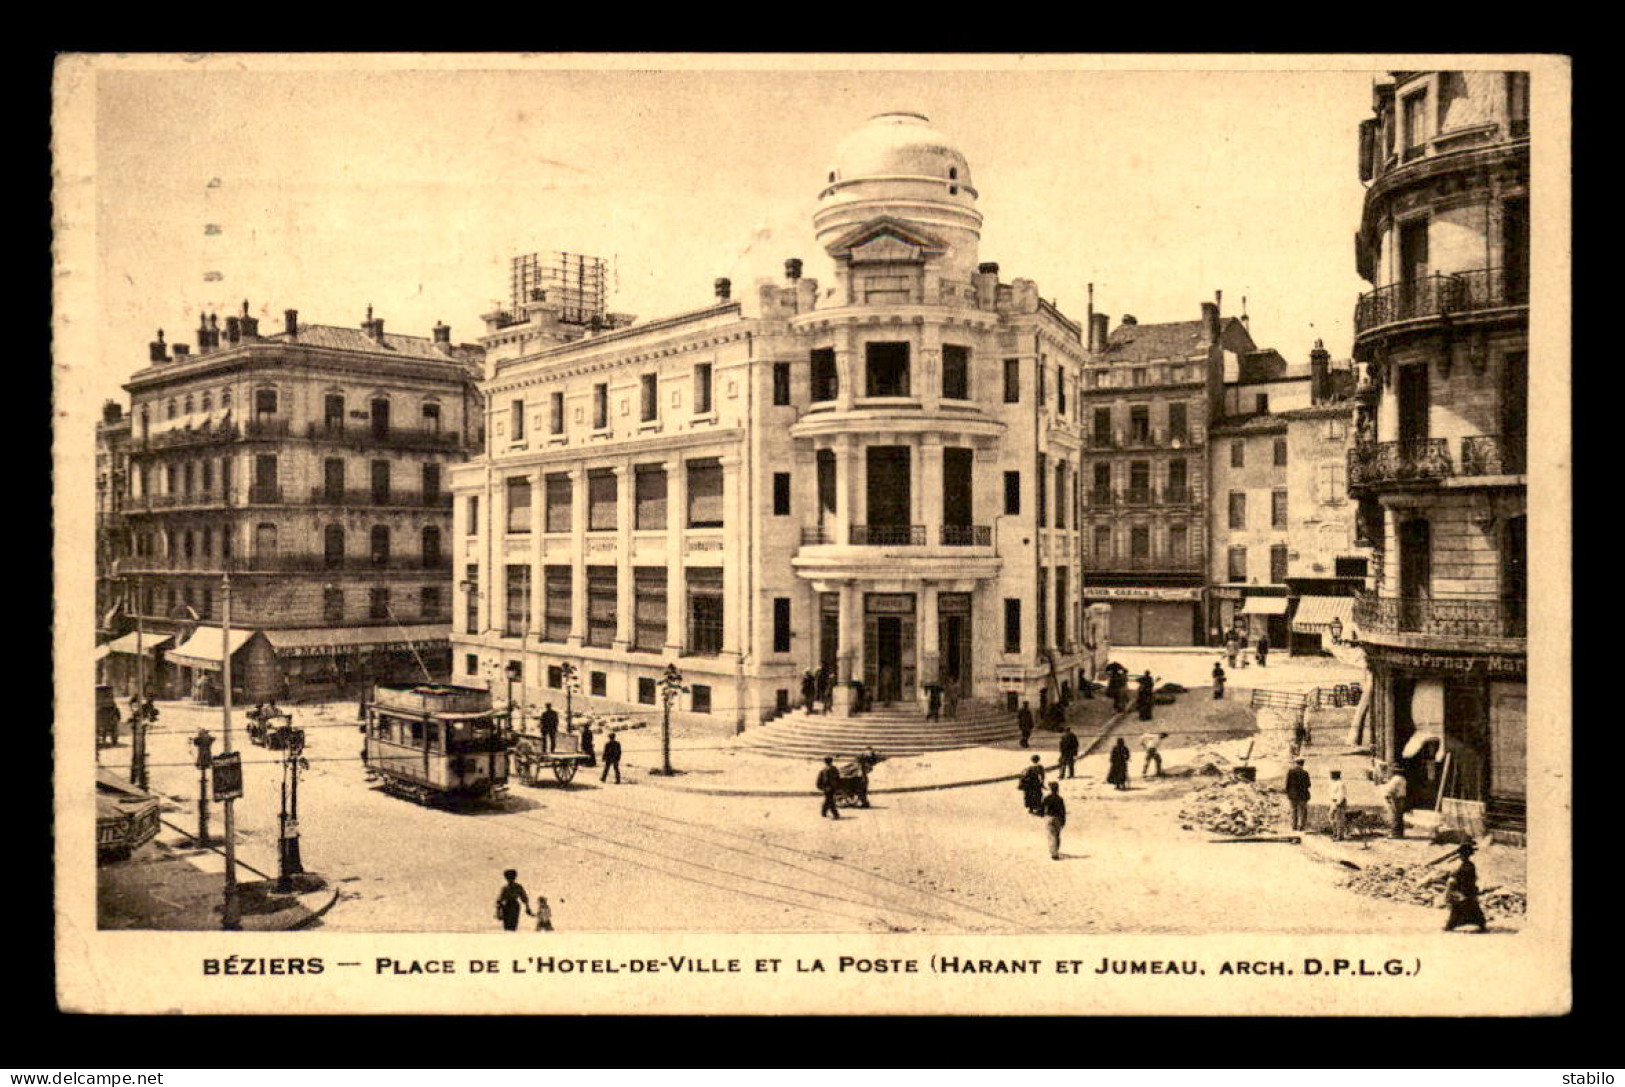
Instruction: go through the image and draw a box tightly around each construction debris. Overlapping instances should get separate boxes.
[1341,862,1528,918]
[1178,777,1288,836]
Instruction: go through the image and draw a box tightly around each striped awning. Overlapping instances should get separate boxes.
[1240,596,1290,616]
[1292,595,1355,632]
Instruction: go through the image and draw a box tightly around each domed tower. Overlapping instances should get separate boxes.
[814,112,984,295]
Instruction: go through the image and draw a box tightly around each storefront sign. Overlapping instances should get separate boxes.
[1209,587,1244,601]
[865,593,916,614]
[1370,647,1526,679]
[1086,586,1202,602]
[277,639,444,659]
[996,669,1026,692]
[211,752,243,801]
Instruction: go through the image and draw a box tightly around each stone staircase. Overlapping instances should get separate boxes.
[737,702,1018,759]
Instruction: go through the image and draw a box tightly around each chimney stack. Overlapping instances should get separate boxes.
[1121,315,1138,326]
[198,313,212,351]
[285,309,299,337]
[224,316,241,344]
[1200,301,1220,344]
[1310,338,1332,404]
[785,258,803,281]
[714,277,732,302]
[1090,312,1110,353]
[172,343,190,358]
[148,330,168,363]
[433,321,451,345]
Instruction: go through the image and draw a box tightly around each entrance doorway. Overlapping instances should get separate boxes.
[863,593,916,705]
[875,617,904,703]
[938,593,972,696]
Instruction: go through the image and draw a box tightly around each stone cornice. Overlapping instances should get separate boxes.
[124,342,479,395]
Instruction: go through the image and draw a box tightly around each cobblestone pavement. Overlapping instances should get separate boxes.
[106,694,1458,935]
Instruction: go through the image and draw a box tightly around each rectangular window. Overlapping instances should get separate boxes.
[505,564,531,637]
[1054,461,1068,527]
[1036,568,1049,650]
[1169,402,1188,441]
[1272,489,1288,528]
[1004,470,1021,516]
[1229,492,1247,530]
[1129,405,1150,442]
[370,586,389,620]
[865,342,910,398]
[772,472,791,516]
[593,384,609,430]
[1036,453,1048,527]
[1270,544,1289,584]
[633,567,668,651]
[635,465,667,530]
[942,345,970,400]
[543,566,571,642]
[323,587,343,622]
[1231,440,1245,468]
[370,460,391,505]
[465,565,479,634]
[1057,367,1067,415]
[810,348,838,402]
[587,469,617,532]
[324,394,344,433]
[773,598,792,653]
[1273,437,1288,467]
[691,684,712,715]
[1402,90,1429,153]
[255,388,278,416]
[550,391,565,435]
[1004,598,1021,654]
[1130,526,1150,558]
[510,399,525,442]
[1093,407,1113,448]
[507,477,532,534]
[547,665,563,689]
[1335,556,1370,579]
[1256,394,1270,415]
[421,402,440,433]
[1169,524,1188,560]
[465,653,479,677]
[641,373,659,422]
[466,495,479,536]
[420,586,441,619]
[1228,546,1248,583]
[1037,359,1046,406]
[545,474,571,533]
[590,671,607,698]
[772,362,791,405]
[638,677,657,705]
[1003,358,1020,403]
[687,567,724,655]
[694,364,713,414]
[687,459,724,528]
[422,463,442,502]
[586,566,617,647]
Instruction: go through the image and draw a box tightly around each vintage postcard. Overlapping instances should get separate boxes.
[52,52,1571,1016]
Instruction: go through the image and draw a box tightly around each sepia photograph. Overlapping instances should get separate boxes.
[52,52,1571,1016]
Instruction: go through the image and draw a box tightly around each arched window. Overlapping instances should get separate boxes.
[167,399,177,420]
[201,392,212,412]
[948,166,958,180]
[324,524,345,568]
[221,388,232,410]
[828,170,836,183]
[184,394,194,414]
[421,525,441,566]
[370,525,391,566]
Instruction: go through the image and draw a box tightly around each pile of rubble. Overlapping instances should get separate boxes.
[1342,862,1528,918]
[1178,777,1288,836]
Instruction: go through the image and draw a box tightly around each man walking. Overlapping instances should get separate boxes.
[494,869,533,932]
[1018,754,1046,815]
[1382,763,1409,838]
[801,671,818,714]
[1256,634,1270,668]
[1140,732,1167,777]
[1327,769,1349,841]
[1017,700,1035,748]
[1442,840,1489,933]
[540,703,560,754]
[1058,727,1080,779]
[1225,630,1240,669]
[817,757,842,819]
[600,731,623,784]
[1212,661,1227,700]
[926,683,942,722]
[1041,782,1067,860]
[1285,758,1312,832]
[1135,672,1157,722]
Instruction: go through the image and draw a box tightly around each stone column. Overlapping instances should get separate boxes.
[834,579,860,716]
[907,434,925,532]
[834,435,856,545]
[921,433,944,545]
[568,467,587,648]
[664,457,686,658]
[919,581,940,702]
[835,325,857,411]
[613,464,633,652]
[530,471,546,637]
[719,454,743,655]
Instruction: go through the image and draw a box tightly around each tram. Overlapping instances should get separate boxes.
[362,682,516,805]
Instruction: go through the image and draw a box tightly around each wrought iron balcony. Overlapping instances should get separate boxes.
[1089,489,1114,507]
[236,553,455,574]
[128,490,231,511]
[243,418,292,440]
[1354,268,1528,338]
[940,524,992,547]
[1460,433,1527,477]
[308,487,454,509]
[801,525,837,545]
[245,484,285,504]
[143,424,239,450]
[1087,554,1205,573]
[1347,438,1453,491]
[306,421,471,451]
[850,525,925,546]
[1163,485,1193,505]
[1354,593,1526,640]
[1122,487,1153,506]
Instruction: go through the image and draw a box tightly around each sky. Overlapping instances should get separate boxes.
[88,58,1384,394]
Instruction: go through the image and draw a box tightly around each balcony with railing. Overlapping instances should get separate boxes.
[1354,268,1528,341]
[1354,592,1526,642]
[1087,554,1205,574]
[127,490,232,512]
[940,524,992,547]
[849,525,926,546]
[141,424,239,451]
[306,421,472,451]
[308,487,455,509]
[1088,489,1114,507]
[1348,438,1453,491]
[245,484,285,505]
[1460,433,1527,477]
[801,525,837,546]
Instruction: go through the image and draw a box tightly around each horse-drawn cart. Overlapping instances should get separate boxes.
[511,730,595,786]
[831,751,884,808]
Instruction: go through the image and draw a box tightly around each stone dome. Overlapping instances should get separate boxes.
[826,111,973,191]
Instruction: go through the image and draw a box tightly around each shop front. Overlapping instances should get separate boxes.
[165,627,275,703]
[265,625,452,701]
[99,630,174,698]
[1289,594,1356,656]
[1085,586,1203,647]
[1236,591,1290,648]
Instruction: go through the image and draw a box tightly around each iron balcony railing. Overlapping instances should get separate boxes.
[112,554,454,575]
[940,524,992,547]
[1354,593,1526,640]
[1087,554,1205,573]
[308,487,454,509]
[127,490,231,511]
[142,424,239,450]
[1163,485,1193,505]
[1089,489,1114,507]
[1122,487,1153,506]
[243,418,292,439]
[850,525,926,546]
[245,484,285,504]
[1460,434,1527,477]
[801,525,837,545]
[1354,268,1528,337]
[305,421,472,451]
[1347,438,1453,490]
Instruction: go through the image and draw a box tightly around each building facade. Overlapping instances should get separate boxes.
[1349,70,1529,839]
[111,304,483,701]
[452,112,1090,731]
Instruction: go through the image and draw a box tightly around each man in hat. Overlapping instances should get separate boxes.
[1212,661,1227,700]
[1443,840,1489,932]
[1017,700,1035,748]
[600,731,623,784]
[817,757,842,819]
[1041,782,1067,860]
[1285,758,1312,832]
[539,702,560,754]
[801,670,818,714]
[1058,726,1080,780]
[1382,764,1409,838]
[1018,755,1046,815]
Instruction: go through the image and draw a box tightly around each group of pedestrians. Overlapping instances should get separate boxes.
[494,869,554,932]
[1223,628,1270,669]
[799,667,837,716]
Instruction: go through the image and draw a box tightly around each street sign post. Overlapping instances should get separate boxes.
[211,751,243,802]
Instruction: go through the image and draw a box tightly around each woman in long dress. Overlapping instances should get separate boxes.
[1107,737,1131,790]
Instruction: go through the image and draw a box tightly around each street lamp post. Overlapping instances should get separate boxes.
[191,728,214,845]
[560,662,578,739]
[276,722,306,892]
[656,662,686,776]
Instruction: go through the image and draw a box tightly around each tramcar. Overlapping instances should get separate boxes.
[362,683,515,805]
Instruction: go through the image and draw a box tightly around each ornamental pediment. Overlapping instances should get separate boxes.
[827,217,947,264]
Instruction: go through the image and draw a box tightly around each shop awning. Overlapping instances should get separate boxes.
[1292,595,1355,632]
[264,625,449,658]
[102,631,175,657]
[167,627,256,671]
[1240,596,1290,616]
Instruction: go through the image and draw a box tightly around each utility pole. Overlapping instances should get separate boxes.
[220,565,240,930]
[130,576,149,790]
[276,721,306,892]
